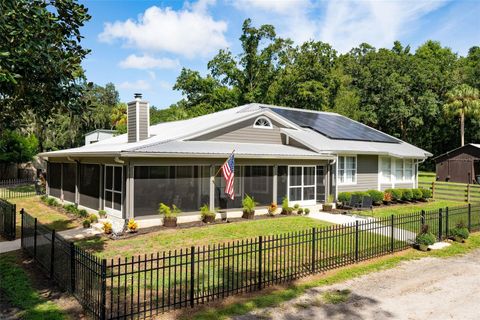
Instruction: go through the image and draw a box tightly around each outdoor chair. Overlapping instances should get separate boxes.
[343,194,361,210]
[356,196,373,210]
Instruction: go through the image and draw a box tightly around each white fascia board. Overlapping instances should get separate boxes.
[119,151,335,160]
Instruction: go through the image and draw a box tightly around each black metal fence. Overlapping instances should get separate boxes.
[0,199,16,240]
[21,204,480,319]
[0,178,43,199]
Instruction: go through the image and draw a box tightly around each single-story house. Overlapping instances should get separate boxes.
[39,94,432,224]
[434,144,480,183]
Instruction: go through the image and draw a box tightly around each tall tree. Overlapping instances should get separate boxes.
[444,84,480,146]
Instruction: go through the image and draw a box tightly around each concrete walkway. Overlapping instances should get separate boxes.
[0,226,102,254]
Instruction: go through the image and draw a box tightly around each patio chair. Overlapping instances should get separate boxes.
[356,196,373,210]
[343,194,361,210]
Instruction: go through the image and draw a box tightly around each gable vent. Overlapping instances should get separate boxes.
[127,93,150,143]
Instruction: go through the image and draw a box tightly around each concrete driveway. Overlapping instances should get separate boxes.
[236,249,480,320]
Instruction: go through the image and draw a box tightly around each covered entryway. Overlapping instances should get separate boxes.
[104,165,123,218]
[288,165,317,206]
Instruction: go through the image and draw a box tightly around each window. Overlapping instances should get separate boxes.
[253,116,272,129]
[288,166,316,203]
[404,159,414,181]
[392,158,414,182]
[395,158,403,181]
[381,157,392,182]
[338,156,356,184]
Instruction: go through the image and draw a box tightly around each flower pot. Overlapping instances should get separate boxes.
[418,244,429,251]
[202,215,215,223]
[242,210,255,219]
[323,204,333,212]
[163,217,177,228]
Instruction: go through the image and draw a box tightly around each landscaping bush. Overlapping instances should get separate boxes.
[297,208,304,215]
[82,219,91,228]
[304,208,310,215]
[337,192,352,204]
[412,188,423,201]
[415,225,436,250]
[386,188,403,201]
[400,189,413,201]
[98,210,107,218]
[293,203,300,210]
[63,204,79,215]
[267,203,277,216]
[367,190,384,204]
[352,191,369,198]
[172,205,182,216]
[89,214,98,223]
[450,222,469,241]
[46,197,59,207]
[242,195,257,219]
[40,195,48,202]
[127,219,138,232]
[158,203,173,217]
[420,188,432,199]
[78,209,88,218]
[200,204,215,222]
[103,222,112,234]
[383,191,392,203]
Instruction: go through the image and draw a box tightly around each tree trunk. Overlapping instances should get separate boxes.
[461,111,465,146]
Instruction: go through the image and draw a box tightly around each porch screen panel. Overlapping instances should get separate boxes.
[214,166,243,209]
[244,166,273,206]
[277,166,288,204]
[49,163,62,198]
[79,164,100,210]
[134,166,209,216]
[62,163,76,202]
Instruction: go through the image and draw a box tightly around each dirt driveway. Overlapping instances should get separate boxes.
[236,249,480,320]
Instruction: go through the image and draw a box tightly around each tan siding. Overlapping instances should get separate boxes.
[395,182,415,189]
[380,184,392,191]
[191,117,285,144]
[127,101,136,143]
[338,155,379,192]
[138,102,149,140]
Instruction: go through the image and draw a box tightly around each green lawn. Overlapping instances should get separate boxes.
[364,200,465,218]
[418,171,435,184]
[77,216,333,259]
[0,253,66,320]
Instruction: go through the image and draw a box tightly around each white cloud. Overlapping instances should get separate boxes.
[159,80,172,90]
[99,1,228,58]
[117,80,151,91]
[119,54,180,70]
[319,1,448,52]
[234,0,311,14]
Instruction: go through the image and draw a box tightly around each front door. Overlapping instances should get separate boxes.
[288,166,316,206]
[104,165,123,218]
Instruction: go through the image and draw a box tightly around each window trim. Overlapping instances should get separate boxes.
[337,155,357,185]
[380,157,415,184]
[380,156,393,183]
[253,116,273,129]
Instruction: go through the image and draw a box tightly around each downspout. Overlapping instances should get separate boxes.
[414,158,427,188]
[114,157,125,164]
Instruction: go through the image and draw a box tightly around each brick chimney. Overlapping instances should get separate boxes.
[127,93,150,143]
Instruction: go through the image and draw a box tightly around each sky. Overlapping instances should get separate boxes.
[79,0,480,109]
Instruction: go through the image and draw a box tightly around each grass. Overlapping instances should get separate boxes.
[0,253,66,320]
[186,232,480,320]
[364,200,466,219]
[419,171,435,184]
[322,289,351,304]
[77,216,333,258]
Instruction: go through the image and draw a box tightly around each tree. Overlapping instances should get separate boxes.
[444,84,480,146]
[0,130,38,163]
[0,0,91,132]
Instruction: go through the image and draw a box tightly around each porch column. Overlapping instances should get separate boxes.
[75,161,80,206]
[273,165,278,204]
[325,163,330,201]
[126,163,134,219]
[98,165,103,210]
[209,165,215,212]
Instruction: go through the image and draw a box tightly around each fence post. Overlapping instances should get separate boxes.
[50,229,55,279]
[390,215,394,253]
[468,203,472,232]
[258,236,263,290]
[12,203,16,240]
[355,221,359,262]
[34,217,38,259]
[445,207,449,238]
[431,181,435,198]
[467,184,471,203]
[190,246,195,308]
[311,227,316,273]
[421,210,426,226]
[438,208,443,241]
[70,242,76,293]
[100,259,107,320]
[20,208,24,248]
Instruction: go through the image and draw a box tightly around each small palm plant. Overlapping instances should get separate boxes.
[242,194,257,219]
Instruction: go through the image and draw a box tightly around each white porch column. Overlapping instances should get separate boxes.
[273,165,278,204]
[209,165,215,212]
[126,162,134,219]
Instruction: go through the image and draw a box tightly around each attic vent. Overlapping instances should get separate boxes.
[253,116,272,129]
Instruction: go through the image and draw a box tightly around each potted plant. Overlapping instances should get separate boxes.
[89,214,99,224]
[450,222,469,243]
[242,195,256,219]
[98,209,107,218]
[83,219,91,228]
[159,203,177,227]
[267,202,278,216]
[304,208,310,215]
[281,197,290,215]
[415,225,436,251]
[293,203,300,214]
[297,208,304,215]
[200,204,216,223]
[323,195,334,212]
[103,221,112,234]
[127,218,138,233]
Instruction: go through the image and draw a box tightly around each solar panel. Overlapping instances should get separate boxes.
[267,107,399,143]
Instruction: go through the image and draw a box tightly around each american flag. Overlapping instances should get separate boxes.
[221,152,235,200]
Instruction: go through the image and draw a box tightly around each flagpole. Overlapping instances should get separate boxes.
[213,149,235,178]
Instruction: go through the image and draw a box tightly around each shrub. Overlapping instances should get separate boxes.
[293,203,300,210]
[412,188,423,200]
[242,195,257,213]
[420,188,432,199]
[367,190,384,204]
[172,205,182,215]
[83,219,91,228]
[78,209,88,218]
[63,204,78,215]
[304,208,310,215]
[267,203,277,216]
[352,191,369,198]
[386,188,403,201]
[401,189,413,201]
[89,214,98,223]
[46,197,59,206]
[127,219,138,232]
[450,221,469,240]
[281,197,288,210]
[383,191,392,202]
[98,210,107,218]
[297,208,304,215]
[337,192,352,204]
[158,203,176,218]
[416,225,436,246]
[40,195,48,202]
[103,222,112,234]
[200,204,215,219]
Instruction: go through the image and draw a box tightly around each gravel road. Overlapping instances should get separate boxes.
[236,249,480,320]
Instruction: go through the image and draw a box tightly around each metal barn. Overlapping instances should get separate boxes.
[434,144,480,184]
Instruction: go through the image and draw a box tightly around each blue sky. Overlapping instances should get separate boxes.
[79,0,480,109]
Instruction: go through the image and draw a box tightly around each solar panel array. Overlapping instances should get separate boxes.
[267,107,399,143]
